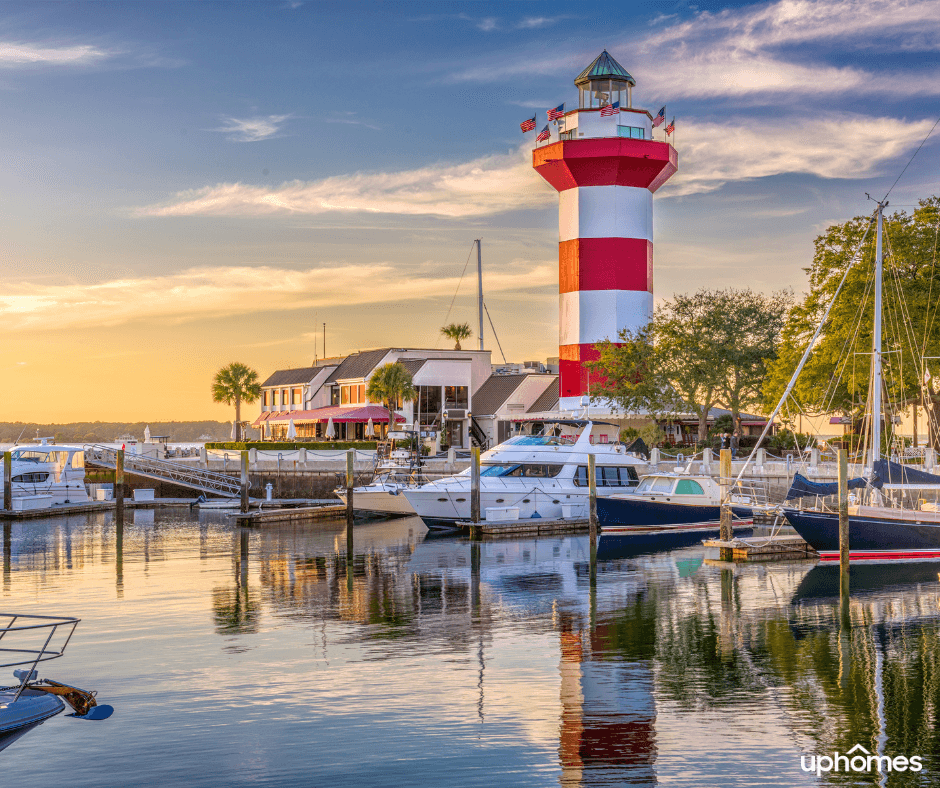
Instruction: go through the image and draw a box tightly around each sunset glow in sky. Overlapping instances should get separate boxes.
[2,0,939,421]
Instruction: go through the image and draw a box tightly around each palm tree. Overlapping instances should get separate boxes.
[366,363,417,434]
[440,322,473,351]
[212,362,261,441]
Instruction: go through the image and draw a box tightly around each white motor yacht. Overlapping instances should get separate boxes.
[403,421,644,527]
[7,441,89,508]
[336,429,425,517]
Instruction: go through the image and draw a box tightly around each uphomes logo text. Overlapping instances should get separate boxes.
[801,744,923,778]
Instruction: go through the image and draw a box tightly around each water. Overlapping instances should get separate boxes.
[1,511,939,786]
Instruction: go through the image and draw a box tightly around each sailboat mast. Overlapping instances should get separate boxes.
[871,201,886,464]
[476,239,484,351]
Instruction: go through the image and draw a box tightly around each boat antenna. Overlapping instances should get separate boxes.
[12,425,27,446]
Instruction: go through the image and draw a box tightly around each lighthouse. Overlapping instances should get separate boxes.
[533,51,677,412]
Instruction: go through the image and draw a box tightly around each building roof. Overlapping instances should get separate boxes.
[528,376,559,413]
[325,348,391,383]
[574,50,635,87]
[261,366,321,387]
[471,374,528,417]
[398,359,427,377]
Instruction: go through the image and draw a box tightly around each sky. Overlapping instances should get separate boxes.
[2,0,940,422]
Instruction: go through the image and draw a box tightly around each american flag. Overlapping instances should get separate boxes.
[520,115,536,133]
[547,103,565,121]
[665,117,675,135]
[535,124,551,142]
[599,100,619,117]
[652,106,665,128]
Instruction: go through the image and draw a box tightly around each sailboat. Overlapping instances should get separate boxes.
[782,200,940,561]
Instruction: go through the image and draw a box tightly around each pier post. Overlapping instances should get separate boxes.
[3,451,11,511]
[719,448,732,558]
[115,449,125,524]
[838,448,849,575]
[702,448,712,474]
[927,447,936,471]
[470,447,481,524]
[3,523,10,590]
[240,451,249,514]
[346,449,355,527]
[588,454,598,544]
[650,447,660,468]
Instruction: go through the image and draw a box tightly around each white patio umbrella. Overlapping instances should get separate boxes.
[287,418,297,439]
[325,417,335,439]
[366,417,374,437]
[144,425,151,442]
[230,421,238,440]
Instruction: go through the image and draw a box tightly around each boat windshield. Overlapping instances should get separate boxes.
[480,463,564,478]
[502,436,570,447]
[636,477,676,494]
[10,450,50,463]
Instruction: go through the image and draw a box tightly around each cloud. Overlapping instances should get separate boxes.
[324,113,380,131]
[0,261,556,332]
[211,114,293,142]
[0,41,112,67]
[135,144,555,218]
[666,114,936,196]
[449,0,940,101]
[516,17,562,29]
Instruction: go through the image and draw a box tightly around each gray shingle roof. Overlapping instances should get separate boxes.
[528,377,559,413]
[470,374,528,417]
[325,348,391,383]
[261,367,321,387]
[398,359,427,377]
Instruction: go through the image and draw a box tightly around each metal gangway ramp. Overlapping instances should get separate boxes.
[85,445,242,498]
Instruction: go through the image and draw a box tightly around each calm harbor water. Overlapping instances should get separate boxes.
[1,510,939,786]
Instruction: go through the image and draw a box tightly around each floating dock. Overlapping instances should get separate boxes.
[233,505,347,525]
[461,517,589,537]
[703,535,817,562]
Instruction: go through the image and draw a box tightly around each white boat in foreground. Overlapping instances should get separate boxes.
[403,421,644,527]
[0,613,113,752]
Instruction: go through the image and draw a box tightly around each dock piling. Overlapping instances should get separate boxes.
[240,451,250,514]
[588,454,598,543]
[3,451,11,511]
[470,447,481,524]
[115,449,125,524]
[719,449,732,560]
[838,448,849,575]
[345,449,355,528]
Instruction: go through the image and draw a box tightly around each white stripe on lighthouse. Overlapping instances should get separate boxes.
[559,186,653,242]
[559,290,653,346]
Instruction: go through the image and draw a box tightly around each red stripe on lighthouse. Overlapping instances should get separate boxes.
[533,138,678,192]
[559,238,652,294]
[559,343,606,399]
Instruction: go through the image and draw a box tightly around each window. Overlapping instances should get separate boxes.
[600,467,620,486]
[574,466,588,487]
[263,391,269,407]
[599,434,608,444]
[418,386,442,425]
[358,384,365,404]
[281,389,289,406]
[675,479,705,495]
[292,387,302,405]
[619,466,639,486]
[617,125,645,139]
[650,477,675,493]
[12,473,49,483]
[444,385,468,410]
[330,387,340,406]
[480,463,564,478]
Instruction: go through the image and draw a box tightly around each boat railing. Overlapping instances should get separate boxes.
[0,613,80,701]
[722,477,772,507]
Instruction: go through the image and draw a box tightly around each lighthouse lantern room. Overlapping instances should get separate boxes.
[532,51,678,412]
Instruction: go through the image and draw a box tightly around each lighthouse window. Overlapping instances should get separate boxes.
[618,125,645,139]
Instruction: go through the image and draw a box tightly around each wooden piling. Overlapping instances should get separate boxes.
[719,448,732,560]
[346,449,355,527]
[588,454,598,544]
[470,446,481,524]
[240,450,250,514]
[838,448,850,575]
[3,451,11,512]
[115,449,125,523]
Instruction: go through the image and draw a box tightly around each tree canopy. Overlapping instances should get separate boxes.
[367,363,417,419]
[212,362,261,441]
[589,288,790,442]
[440,322,473,351]
[763,197,940,444]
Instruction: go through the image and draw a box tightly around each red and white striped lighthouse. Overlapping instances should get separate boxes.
[533,51,677,411]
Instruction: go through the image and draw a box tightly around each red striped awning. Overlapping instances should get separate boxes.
[266,405,405,424]
[252,411,278,427]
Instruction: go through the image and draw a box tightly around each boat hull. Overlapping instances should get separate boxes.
[0,689,65,752]
[336,488,417,516]
[597,497,753,528]
[784,507,940,561]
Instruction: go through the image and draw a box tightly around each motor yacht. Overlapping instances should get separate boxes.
[336,429,425,517]
[403,421,643,527]
[7,441,89,508]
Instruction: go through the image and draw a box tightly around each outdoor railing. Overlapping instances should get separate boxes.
[0,613,80,701]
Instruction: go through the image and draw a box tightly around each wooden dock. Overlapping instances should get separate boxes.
[232,505,347,525]
[460,517,589,537]
[703,535,817,562]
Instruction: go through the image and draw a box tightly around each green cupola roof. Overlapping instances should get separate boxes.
[574,50,636,87]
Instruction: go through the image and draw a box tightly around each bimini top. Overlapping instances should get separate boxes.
[574,50,635,88]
